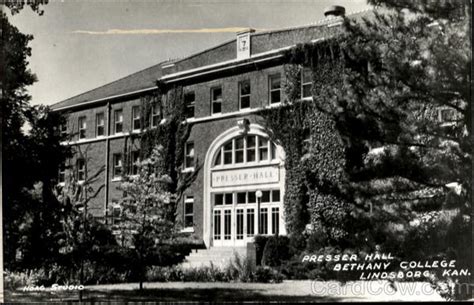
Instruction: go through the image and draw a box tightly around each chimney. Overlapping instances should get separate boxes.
[324,5,345,18]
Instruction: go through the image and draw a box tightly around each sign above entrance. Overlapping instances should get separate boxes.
[211,166,279,188]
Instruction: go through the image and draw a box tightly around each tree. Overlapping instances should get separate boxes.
[117,145,177,290]
[2,11,71,269]
[291,0,470,299]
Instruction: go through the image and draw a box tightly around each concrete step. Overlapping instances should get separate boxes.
[181,247,247,269]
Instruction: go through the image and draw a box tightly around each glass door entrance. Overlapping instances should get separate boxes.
[212,190,281,247]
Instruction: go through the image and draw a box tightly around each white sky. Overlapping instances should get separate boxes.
[8,0,369,106]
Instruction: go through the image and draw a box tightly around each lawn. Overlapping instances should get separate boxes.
[5,280,446,302]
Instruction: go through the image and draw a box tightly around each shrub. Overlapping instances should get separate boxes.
[254,266,284,283]
[4,270,41,290]
[253,235,269,265]
[261,236,291,267]
[224,253,255,282]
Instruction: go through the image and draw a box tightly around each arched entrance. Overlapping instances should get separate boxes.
[203,124,286,248]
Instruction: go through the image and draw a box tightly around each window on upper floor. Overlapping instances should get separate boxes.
[239,80,251,110]
[211,87,222,114]
[60,123,68,137]
[184,196,194,228]
[301,67,313,99]
[114,109,123,134]
[269,74,281,104]
[131,151,140,175]
[213,135,278,167]
[96,112,105,137]
[151,104,160,128]
[184,91,195,119]
[113,153,123,178]
[132,106,141,131]
[77,158,85,182]
[184,142,195,169]
[78,116,87,139]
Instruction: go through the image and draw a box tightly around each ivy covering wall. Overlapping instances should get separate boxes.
[261,42,352,248]
[121,82,197,229]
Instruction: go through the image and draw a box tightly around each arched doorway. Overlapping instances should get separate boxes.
[203,124,286,248]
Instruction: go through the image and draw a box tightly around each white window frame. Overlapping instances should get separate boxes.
[211,86,222,115]
[184,142,195,170]
[301,67,313,99]
[185,91,195,119]
[113,153,123,178]
[184,196,194,229]
[78,116,87,139]
[213,135,277,167]
[132,106,141,131]
[96,112,105,137]
[151,104,160,128]
[269,74,281,105]
[114,109,123,134]
[60,123,68,137]
[239,80,251,110]
[77,158,85,182]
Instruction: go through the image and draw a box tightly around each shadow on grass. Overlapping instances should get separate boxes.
[6,287,353,302]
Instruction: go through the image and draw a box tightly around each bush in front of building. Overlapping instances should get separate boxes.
[261,236,291,267]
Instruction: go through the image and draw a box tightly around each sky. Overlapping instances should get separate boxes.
[8,0,370,106]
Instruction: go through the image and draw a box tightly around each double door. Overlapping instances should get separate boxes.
[212,190,281,247]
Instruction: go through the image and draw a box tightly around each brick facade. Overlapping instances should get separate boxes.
[52,12,360,247]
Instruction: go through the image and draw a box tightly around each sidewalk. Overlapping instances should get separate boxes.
[5,280,445,302]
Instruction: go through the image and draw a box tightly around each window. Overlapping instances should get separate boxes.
[211,87,222,114]
[269,74,281,104]
[131,151,140,175]
[213,135,277,167]
[114,109,123,134]
[239,80,251,109]
[132,106,141,131]
[258,137,269,161]
[78,116,87,139]
[184,196,194,228]
[58,162,66,183]
[438,108,457,123]
[236,209,244,239]
[184,142,195,169]
[224,210,231,240]
[184,91,195,119]
[301,67,312,98]
[96,112,105,137]
[214,193,224,206]
[259,208,268,234]
[113,154,123,178]
[151,104,160,127]
[235,137,244,163]
[246,209,255,237]
[60,123,68,137]
[214,210,221,240]
[77,158,85,181]
[112,202,122,225]
[223,142,233,165]
[272,207,280,235]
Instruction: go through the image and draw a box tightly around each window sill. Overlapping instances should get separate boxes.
[211,112,223,116]
[182,168,195,173]
[111,177,122,182]
[180,227,194,233]
[78,180,85,185]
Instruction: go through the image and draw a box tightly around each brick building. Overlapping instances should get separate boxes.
[52,6,359,250]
